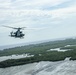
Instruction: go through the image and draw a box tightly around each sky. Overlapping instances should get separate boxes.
[0,0,76,46]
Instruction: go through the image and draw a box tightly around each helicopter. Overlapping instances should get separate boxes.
[2,25,26,38]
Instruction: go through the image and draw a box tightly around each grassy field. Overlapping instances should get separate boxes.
[0,38,76,68]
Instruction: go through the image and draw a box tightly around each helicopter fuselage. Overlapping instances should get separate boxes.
[10,30,25,38]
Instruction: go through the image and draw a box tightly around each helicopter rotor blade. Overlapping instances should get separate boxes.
[2,25,26,30]
[25,27,46,30]
[19,27,26,30]
[21,27,26,28]
[2,25,18,29]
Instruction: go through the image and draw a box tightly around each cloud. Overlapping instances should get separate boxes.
[0,0,75,18]
[0,4,76,25]
[0,0,11,8]
[0,0,70,9]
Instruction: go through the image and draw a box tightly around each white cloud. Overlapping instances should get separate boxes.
[0,0,11,8]
[0,0,75,19]
[0,4,76,22]
[0,0,70,9]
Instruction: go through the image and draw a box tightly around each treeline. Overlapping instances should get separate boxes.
[0,49,76,68]
[0,51,65,68]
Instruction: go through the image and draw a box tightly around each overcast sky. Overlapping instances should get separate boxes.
[0,0,76,46]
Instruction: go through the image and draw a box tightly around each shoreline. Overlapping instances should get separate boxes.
[0,59,76,75]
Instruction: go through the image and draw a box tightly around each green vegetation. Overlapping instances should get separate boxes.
[0,51,67,68]
[0,38,76,56]
[0,38,76,68]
